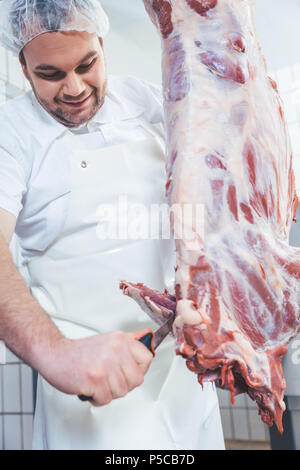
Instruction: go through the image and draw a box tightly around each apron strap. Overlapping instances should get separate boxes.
[136,116,166,153]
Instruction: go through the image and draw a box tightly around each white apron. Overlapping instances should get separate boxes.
[28,119,225,450]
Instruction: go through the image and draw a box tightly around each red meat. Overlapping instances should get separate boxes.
[121,0,299,433]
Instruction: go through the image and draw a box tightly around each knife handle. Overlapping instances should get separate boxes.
[139,332,155,356]
[78,394,93,402]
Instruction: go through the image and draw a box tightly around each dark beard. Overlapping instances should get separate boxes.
[51,90,104,127]
[30,79,107,128]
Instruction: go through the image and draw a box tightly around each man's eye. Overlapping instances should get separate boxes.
[38,72,64,80]
[77,58,96,73]
[36,58,96,80]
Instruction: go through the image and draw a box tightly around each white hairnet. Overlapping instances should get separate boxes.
[0,0,110,55]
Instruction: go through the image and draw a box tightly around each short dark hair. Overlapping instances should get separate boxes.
[19,49,26,66]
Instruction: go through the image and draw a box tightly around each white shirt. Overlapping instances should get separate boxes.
[0,75,164,263]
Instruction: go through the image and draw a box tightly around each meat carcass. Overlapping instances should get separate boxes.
[121,0,300,433]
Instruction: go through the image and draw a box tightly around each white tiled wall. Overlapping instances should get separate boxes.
[0,349,34,450]
[216,388,270,442]
[1,0,300,450]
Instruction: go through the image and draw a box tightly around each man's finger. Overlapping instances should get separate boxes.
[128,339,154,375]
[128,328,153,341]
[120,354,144,391]
[90,378,113,407]
[108,368,129,399]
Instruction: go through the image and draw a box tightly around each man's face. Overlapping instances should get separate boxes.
[20,30,107,127]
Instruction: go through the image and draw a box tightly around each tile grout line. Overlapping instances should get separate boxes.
[228,398,235,441]
[246,399,252,442]
[19,363,24,450]
[1,367,5,450]
[1,367,4,450]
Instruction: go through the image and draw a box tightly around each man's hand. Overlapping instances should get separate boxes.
[40,329,154,406]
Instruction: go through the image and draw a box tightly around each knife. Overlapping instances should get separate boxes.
[78,314,175,402]
[138,313,175,356]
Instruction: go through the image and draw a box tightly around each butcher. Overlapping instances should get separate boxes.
[0,0,224,450]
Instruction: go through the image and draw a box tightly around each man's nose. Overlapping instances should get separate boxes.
[63,72,85,98]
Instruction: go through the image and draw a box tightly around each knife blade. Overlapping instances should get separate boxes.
[138,313,175,355]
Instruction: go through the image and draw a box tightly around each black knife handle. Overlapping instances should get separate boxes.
[78,394,93,402]
[139,332,155,356]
